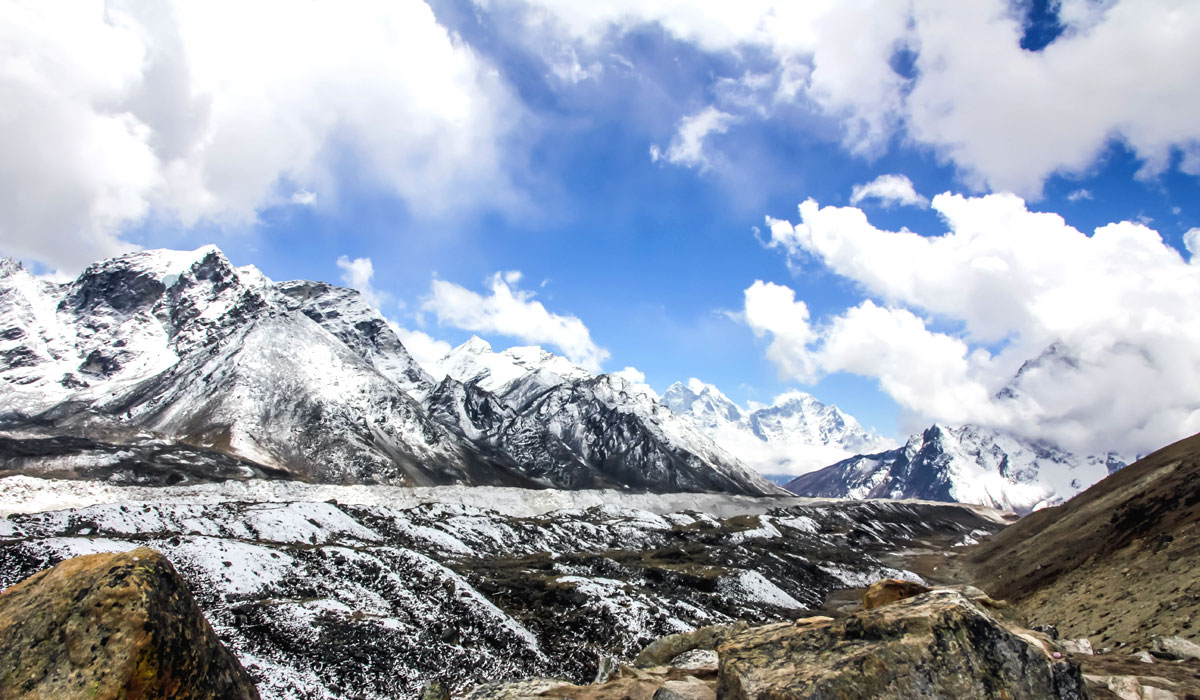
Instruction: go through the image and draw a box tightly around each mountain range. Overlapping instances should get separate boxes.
[0,247,776,495]
[0,246,1126,507]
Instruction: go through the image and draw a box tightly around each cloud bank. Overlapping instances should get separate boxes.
[745,193,1200,457]
[501,0,1200,194]
[1,0,520,272]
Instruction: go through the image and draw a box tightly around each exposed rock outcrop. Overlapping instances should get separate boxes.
[467,589,1089,700]
[0,547,259,700]
[861,578,931,610]
[716,590,1086,700]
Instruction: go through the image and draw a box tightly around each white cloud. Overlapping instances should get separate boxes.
[421,272,609,371]
[651,106,738,171]
[336,255,390,311]
[747,193,1200,457]
[1185,228,1200,263]
[849,174,929,208]
[497,0,1200,194]
[1,0,521,272]
[1066,188,1093,202]
[391,325,453,380]
[290,190,317,206]
[613,366,645,384]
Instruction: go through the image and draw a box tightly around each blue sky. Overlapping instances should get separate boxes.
[3,0,1199,453]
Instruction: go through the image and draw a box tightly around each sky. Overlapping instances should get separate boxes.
[2,0,1199,458]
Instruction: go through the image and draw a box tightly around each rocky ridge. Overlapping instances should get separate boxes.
[660,378,895,476]
[785,423,1127,513]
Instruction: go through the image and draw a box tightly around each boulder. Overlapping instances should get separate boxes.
[861,578,931,610]
[1150,635,1200,661]
[717,589,1087,700]
[633,622,749,667]
[0,547,259,700]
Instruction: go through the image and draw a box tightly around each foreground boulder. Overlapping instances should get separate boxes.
[718,590,1086,700]
[0,547,259,700]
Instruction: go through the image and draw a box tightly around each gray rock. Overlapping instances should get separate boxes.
[1151,636,1200,661]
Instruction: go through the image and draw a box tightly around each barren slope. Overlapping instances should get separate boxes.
[965,431,1200,648]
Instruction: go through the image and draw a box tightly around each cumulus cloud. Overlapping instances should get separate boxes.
[336,255,390,311]
[391,325,453,379]
[496,0,1200,194]
[650,106,738,171]
[1,0,520,272]
[849,174,929,208]
[746,193,1200,457]
[420,272,609,371]
[1066,189,1093,202]
[1185,228,1200,263]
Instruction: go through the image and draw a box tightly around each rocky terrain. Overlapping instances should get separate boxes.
[0,482,1002,699]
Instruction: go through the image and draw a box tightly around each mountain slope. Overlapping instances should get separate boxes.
[965,430,1200,648]
[0,247,778,494]
[784,424,1125,513]
[660,379,895,475]
[429,340,782,495]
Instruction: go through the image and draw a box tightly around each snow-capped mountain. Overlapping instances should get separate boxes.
[427,338,782,494]
[784,423,1127,513]
[0,247,777,495]
[660,379,896,475]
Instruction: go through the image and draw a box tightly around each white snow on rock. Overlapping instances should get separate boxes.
[718,569,805,610]
[660,379,897,476]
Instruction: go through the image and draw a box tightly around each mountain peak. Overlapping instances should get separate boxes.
[0,257,24,278]
[458,336,494,355]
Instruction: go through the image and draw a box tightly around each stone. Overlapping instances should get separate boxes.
[633,622,748,667]
[1061,638,1095,655]
[1150,635,1200,661]
[1084,674,1181,700]
[1132,650,1157,663]
[666,649,718,672]
[717,590,1087,700]
[652,677,716,700]
[861,578,931,610]
[0,547,259,700]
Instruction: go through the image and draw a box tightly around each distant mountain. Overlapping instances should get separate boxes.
[428,338,782,495]
[0,247,777,495]
[660,379,896,475]
[784,423,1126,513]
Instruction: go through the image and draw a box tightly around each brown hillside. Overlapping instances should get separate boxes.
[966,431,1200,648]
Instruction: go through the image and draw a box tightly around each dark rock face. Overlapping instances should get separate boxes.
[0,434,296,485]
[716,590,1087,700]
[0,547,259,700]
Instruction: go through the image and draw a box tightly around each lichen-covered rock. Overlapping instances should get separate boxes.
[0,547,259,700]
[717,590,1087,700]
[861,578,931,610]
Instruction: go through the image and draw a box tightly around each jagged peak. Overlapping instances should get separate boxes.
[454,335,494,355]
[0,256,25,277]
